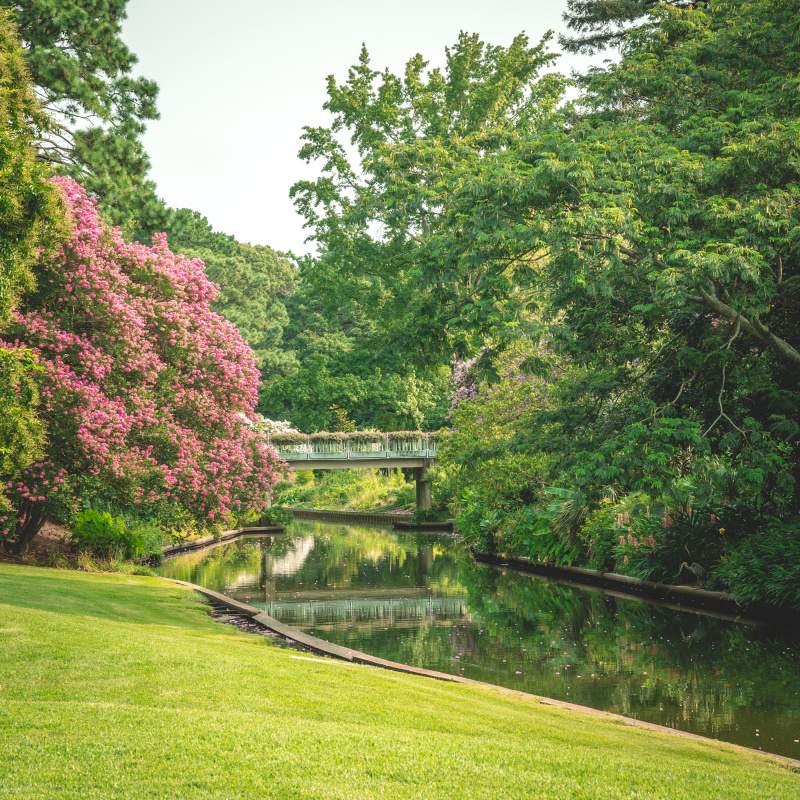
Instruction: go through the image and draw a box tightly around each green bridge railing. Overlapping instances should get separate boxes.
[268,432,439,461]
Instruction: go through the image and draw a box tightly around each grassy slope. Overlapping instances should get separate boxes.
[0,565,796,800]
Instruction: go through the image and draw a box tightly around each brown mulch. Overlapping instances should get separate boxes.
[0,521,77,567]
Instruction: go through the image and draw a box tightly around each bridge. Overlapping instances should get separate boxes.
[261,594,469,629]
[268,432,439,509]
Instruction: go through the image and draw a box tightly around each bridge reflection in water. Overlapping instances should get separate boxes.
[258,594,469,630]
[214,535,468,630]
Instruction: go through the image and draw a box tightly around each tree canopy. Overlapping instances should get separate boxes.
[291,31,566,366]
[422,0,800,607]
[2,179,287,553]
[1,0,166,238]
[0,9,66,524]
[264,32,568,432]
[559,0,694,53]
[378,0,795,502]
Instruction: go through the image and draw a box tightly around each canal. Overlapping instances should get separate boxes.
[159,519,800,760]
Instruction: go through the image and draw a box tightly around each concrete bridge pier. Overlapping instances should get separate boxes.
[413,466,431,510]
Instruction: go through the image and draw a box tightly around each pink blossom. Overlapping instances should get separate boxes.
[3,178,290,530]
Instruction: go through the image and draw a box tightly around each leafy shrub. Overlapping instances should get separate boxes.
[714,519,800,610]
[579,492,652,571]
[70,509,163,562]
[412,507,448,523]
[70,510,128,556]
[613,500,758,584]
[456,490,506,553]
[578,503,619,571]
[259,506,293,527]
[496,506,581,566]
[457,487,582,563]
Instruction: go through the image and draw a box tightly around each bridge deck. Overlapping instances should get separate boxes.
[292,456,437,470]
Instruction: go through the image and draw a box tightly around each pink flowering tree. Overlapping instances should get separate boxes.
[1,178,289,553]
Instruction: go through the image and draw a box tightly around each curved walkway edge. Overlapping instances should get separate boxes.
[160,574,800,770]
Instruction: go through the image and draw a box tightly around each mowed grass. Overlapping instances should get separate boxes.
[0,565,796,800]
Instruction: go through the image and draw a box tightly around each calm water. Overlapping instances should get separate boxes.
[159,520,800,759]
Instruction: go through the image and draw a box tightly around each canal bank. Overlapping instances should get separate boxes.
[158,519,800,760]
[4,562,797,800]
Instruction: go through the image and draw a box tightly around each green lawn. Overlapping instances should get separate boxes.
[0,564,796,799]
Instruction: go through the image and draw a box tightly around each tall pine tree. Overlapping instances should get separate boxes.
[2,0,167,239]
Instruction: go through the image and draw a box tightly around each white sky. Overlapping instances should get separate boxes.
[122,1,609,255]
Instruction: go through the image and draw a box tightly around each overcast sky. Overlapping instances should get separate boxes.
[122,1,609,255]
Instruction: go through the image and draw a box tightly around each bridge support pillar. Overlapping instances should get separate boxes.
[413,466,431,510]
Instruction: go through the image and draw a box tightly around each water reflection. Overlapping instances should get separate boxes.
[159,520,800,759]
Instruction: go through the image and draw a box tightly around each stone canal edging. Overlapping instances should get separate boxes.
[291,508,456,531]
[290,508,412,525]
[161,525,285,557]
[471,549,800,629]
[160,574,800,771]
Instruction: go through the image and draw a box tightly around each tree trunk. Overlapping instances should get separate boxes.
[4,499,47,555]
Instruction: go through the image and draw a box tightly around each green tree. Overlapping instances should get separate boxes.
[0,9,66,526]
[414,0,800,511]
[0,8,63,323]
[2,0,166,239]
[559,0,693,54]
[165,209,297,379]
[291,31,566,366]
[267,32,566,432]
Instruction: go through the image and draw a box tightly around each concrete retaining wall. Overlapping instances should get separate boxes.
[161,525,284,557]
[290,508,409,525]
[472,549,800,629]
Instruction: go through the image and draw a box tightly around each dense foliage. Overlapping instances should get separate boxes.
[0,10,66,527]
[347,0,800,609]
[1,179,287,553]
[164,209,297,380]
[2,0,797,609]
[70,507,162,562]
[262,32,569,433]
[1,0,167,238]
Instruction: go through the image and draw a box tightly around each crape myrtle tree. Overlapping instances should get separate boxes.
[408,0,800,514]
[1,178,289,553]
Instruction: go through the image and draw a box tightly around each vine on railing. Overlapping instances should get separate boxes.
[267,431,440,460]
